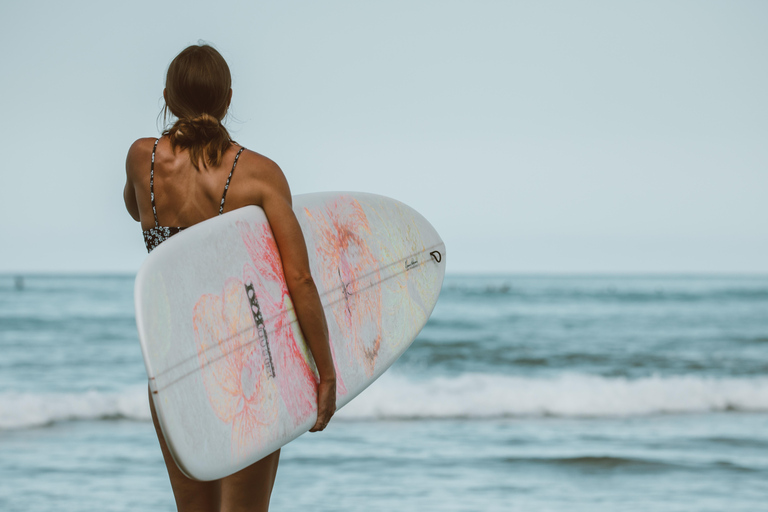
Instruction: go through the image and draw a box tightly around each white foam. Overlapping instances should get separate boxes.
[336,372,768,420]
[0,386,150,430]
[3,373,768,430]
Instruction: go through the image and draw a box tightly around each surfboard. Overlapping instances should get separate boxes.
[134,192,445,481]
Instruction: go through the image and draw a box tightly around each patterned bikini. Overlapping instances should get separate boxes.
[142,138,245,252]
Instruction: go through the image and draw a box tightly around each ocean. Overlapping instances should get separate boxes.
[1,274,767,511]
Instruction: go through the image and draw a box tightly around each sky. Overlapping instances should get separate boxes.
[0,0,766,274]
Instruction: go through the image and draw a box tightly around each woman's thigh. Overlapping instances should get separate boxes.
[219,449,281,512]
[149,387,221,512]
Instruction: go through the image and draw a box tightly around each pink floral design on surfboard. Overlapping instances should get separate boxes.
[192,221,347,454]
[304,196,383,377]
[192,274,279,454]
[238,220,347,403]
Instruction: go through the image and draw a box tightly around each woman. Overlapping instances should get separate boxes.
[123,43,337,512]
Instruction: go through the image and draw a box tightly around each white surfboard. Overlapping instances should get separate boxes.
[134,192,445,481]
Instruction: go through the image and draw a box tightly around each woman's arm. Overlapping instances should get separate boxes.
[124,181,140,221]
[123,139,145,222]
[256,160,337,432]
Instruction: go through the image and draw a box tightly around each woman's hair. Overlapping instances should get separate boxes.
[162,44,233,169]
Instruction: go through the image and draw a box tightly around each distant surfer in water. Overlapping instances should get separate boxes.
[123,43,337,512]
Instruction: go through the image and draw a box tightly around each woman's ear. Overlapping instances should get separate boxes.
[163,88,168,103]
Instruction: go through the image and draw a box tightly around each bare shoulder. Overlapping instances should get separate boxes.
[236,148,292,204]
[125,137,157,180]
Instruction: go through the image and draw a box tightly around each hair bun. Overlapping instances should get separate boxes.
[189,113,220,127]
[171,113,222,146]
[165,111,232,169]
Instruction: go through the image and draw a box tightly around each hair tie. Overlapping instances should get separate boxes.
[190,113,220,126]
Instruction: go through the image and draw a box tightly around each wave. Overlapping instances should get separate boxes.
[0,387,151,430]
[500,455,677,471]
[2,373,768,430]
[440,277,768,303]
[336,372,768,420]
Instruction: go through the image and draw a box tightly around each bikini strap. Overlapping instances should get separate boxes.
[219,147,245,215]
[150,138,160,227]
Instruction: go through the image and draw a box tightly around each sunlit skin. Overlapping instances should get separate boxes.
[125,102,337,512]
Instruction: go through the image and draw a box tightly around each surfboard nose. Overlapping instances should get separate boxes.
[394,196,446,279]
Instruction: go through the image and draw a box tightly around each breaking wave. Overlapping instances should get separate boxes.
[3,372,768,430]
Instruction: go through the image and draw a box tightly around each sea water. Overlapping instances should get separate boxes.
[1,274,767,511]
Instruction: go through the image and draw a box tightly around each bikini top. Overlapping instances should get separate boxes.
[142,138,245,252]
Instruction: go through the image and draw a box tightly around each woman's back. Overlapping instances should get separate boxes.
[125,135,286,253]
[128,137,254,230]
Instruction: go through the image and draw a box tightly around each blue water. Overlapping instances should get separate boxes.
[1,274,767,511]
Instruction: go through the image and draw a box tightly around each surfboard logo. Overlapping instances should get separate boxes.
[405,257,419,270]
[244,282,276,379]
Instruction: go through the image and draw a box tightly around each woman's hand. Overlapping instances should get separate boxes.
[309,378,337,432]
